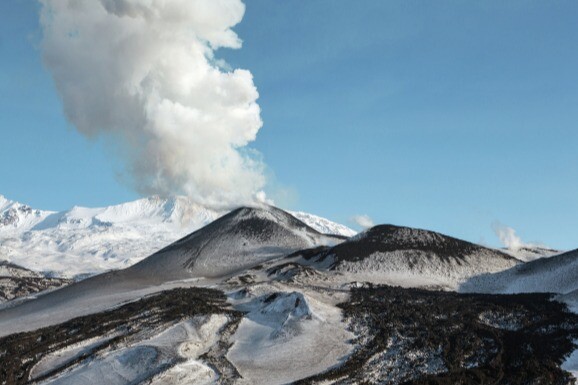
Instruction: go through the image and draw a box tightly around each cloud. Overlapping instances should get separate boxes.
[39,0,265,209]
[352,214,374,229]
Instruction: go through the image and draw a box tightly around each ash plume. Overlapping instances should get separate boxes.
[39,0,265,208]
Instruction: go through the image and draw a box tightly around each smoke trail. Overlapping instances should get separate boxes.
[39,0,265,208]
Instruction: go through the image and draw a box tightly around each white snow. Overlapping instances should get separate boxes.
[332,248,518,290]
[227,283,353,385]
[290,211,356,237]
[41,345,162,385]
[37,315,229,385]
[461,249,578,295]
[0,196,220,277]
[501,246,561,262]
[0,195,353,278]
[30,334,121,381]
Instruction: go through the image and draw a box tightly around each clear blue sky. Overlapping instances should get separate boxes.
[1,0,577,249]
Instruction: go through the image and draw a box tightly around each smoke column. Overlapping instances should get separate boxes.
[39,0,265,208]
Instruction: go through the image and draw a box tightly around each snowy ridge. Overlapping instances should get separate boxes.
[0,195,53,231]
[501,245,561,262]
[0,195,353,277]
[290,211,356,238]
[0,260,40,279]
[461,248,578,296]
[130,205,343,280]
[309,224,520,289]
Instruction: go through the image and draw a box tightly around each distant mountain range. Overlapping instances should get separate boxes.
[0,195,355,277]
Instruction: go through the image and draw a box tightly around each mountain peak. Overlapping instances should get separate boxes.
[0,194,354,277]
[304,223,521,289]
[350,224,488,256]
[130,205,340,280]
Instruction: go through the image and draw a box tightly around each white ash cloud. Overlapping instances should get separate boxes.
[352,214,375,229]
[39,0,265,209]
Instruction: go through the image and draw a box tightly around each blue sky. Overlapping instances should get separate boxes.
[1,0,577,249]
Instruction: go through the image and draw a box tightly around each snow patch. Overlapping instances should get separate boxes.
[227,285,353,385]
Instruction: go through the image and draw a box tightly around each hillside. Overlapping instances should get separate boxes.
[461,248,578,296]
[294,224,521,289]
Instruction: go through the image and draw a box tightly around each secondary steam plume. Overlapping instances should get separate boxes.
[492,223,524,251]
[39,0,265,208]
[352,214,375,229]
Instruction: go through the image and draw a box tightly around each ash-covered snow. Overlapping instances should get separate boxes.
[42,345,162,385]
[0,205,344,336]
[461,248,578,296]
[130,206,342,280]
[30,333,121,381]
[502,245,561,262]
[226,283,353,385]
[0,260,69,304]
[305,224,520,290]
[1,197,576,384]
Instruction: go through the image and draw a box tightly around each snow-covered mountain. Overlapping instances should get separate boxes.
[285,224,521,290]
[0,195,355,277]
[0,205,345,336]
[131,206,342,280]
[0,203,577,384]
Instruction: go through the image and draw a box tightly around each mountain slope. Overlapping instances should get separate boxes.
[461,248,578,296]
[290,211,356,238]
[130,206,341,280]
[502,245,561,262]
[1,205,576,384]
[0,195,53,231]
[0,205,343,336]
[0,261,69,304]
[0,195,354,277]
[298,224,521,289]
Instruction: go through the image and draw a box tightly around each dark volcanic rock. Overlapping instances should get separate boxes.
[130,205,335,279]
[0,287,240,385]
[297,285,578,385]
[327,225,516,265]
[0,261,70,304]
[295,225,520,288]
